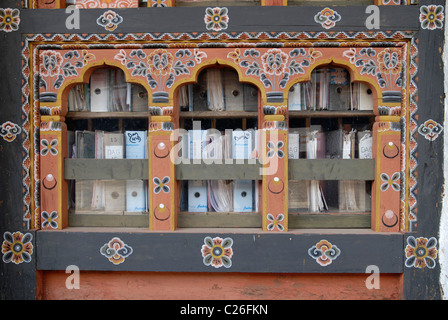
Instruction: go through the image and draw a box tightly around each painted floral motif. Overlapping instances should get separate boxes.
[308,240,341,267]
[314,8,341,30]
[0,121,21,142]
[381,0,400,5]
[261,49,289,76]
[419,5,444,30]
[97,10,123,32]
[39,50,63,77]
[100,237,133,265]
[204,7,229,32]
[201,236,233,268]
[267,141,284,158]
[380,172,401,192]
[38,50,95,102]
[2,232,33,264]
[227,48,322,99]
[148,49,174,76]
[41,211,58,229]
[418,119,443,141]
[153,176,170,194]
[40,138,58,156]
[405,236,437,269]
[377,48,403,75]
[115,48,207,102]
[0,8,20,32]
[76,0,138,8]
[343,47,403,101]
[266,213,285,231]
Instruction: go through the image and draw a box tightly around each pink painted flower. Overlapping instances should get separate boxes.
[201,236,233,268]
[420,5,444,30]
[204,7,229,32]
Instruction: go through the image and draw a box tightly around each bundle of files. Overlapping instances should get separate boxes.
[187,68,258,112]
[288,67,373,111]
[288,127,372,213]
[70,129,148,213]
[176,127,258,162]
[68,68,148,112]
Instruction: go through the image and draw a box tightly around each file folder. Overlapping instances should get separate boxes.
[188,180,208,212]
[233,180,254,212]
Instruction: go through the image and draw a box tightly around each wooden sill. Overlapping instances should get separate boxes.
[68,210,370,229]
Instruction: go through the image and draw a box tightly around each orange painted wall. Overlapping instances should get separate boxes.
[39,271,403,300]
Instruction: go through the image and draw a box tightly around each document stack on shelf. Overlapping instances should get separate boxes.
[74,131,95,211]
[89,68,151,113]
[232,129,252,160]
[68,83,89,112]
[358,130,372,159]
[207,69,225,111]
[288,130,309,212]
[338,130,360,212]
[316,68,330,110]
[328,67,350,111]
[188,180,208,212]
[130,83,148,112]
[91,130,105,211]
[178,84,194,112]
[191,68,259,112]
[125,131,147,213]
[90,69,109,112]
[351,82,373,111]
[103,132,126,212]
[288,83,305,111]
[306,130,328,212]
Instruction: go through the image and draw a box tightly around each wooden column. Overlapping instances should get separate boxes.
[148,114,176,231]
[261,0,286,5]
[371,118,401,232]
[35,0,66,8]
[261,112,288,232]
[148,0,176,6]
[39,112,68,230]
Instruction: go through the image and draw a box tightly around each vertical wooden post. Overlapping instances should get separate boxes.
[261,112,288,232]
[35,0,66,8]
[39,113,68,230]
[148,117,176,231]
[371,119,401,232]
[148,0,176,7]
[261,0,286,6]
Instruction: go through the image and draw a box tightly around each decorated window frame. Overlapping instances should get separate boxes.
[27,38,413,234]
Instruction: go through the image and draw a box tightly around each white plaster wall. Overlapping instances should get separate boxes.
[439,1,448,300]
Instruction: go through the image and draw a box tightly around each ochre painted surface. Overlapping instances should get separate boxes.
[39,271,403,300]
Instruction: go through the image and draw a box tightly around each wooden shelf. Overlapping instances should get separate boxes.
[288,110,374,118]
[64,158,374,181]
[66,111,149,119]
[288,159,375,181]
[68,211,370,229]
[66,110,372,120]
[179,111,258,119]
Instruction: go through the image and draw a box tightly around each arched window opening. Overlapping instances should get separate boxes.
[287,65,375,228]
[175,67,261,224]
[65,66,149,224]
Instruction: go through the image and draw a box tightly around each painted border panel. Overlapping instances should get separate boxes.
[36,230,404,273]
[19,6,419,34]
